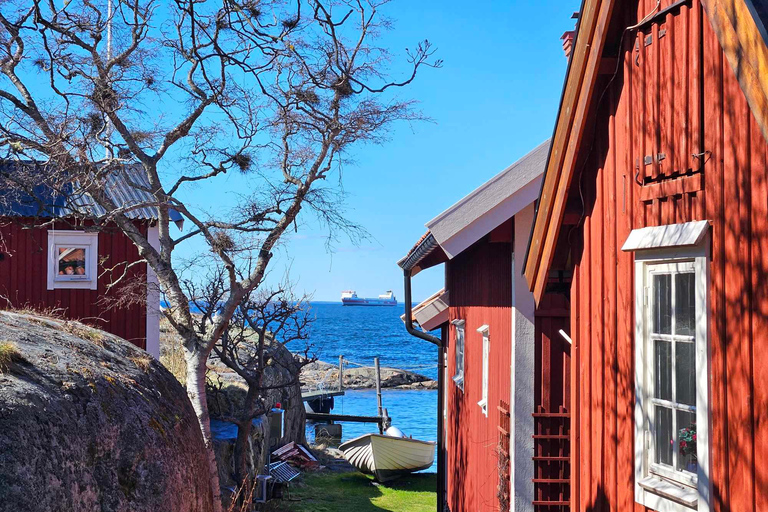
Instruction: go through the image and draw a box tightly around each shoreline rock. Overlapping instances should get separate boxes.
[299,359,437,391]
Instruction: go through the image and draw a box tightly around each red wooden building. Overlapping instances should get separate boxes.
[401,141,572,512]
[525,1,768,511]
[0,163,182,356]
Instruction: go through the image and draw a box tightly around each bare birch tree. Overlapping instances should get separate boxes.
[0,0,439,508]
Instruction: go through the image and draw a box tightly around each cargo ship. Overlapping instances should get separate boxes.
[341,290,397,306]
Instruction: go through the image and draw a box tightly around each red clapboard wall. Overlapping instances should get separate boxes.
[0,220,148,349]
[560,0,768,511]
[445,226,513,512]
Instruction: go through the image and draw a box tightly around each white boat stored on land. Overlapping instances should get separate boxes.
[339,427,436,482]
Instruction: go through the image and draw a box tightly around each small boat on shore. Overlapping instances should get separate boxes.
[339,427,436,482]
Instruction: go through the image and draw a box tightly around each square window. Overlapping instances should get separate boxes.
[56,247,90,280]
[47,231,98,290]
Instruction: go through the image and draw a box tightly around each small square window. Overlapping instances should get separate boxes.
[47,231,98,290]
[56,247,90,281]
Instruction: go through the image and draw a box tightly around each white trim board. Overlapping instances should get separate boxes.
[145,225,161,358]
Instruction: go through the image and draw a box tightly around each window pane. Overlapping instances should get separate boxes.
[654,340,672,400]
[676,273,696,336]
[58,247,87,277]
[676,341,697,407]
[653,274,672,334]
[655,406,673,466]
[455,327,464,378]
[677,410,698,473]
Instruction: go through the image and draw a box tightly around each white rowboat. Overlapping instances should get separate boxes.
[339,432,436,482]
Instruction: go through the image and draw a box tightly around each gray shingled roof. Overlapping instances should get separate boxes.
[426,139,550,234]
[398,139,550,271]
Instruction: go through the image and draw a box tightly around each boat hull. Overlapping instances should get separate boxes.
[341,298,397,306]
[339,434,436,482]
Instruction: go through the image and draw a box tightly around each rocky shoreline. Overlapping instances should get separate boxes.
[300,359,437,391]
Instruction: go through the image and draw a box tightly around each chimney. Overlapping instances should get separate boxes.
[561,12,580,60]
[561,30,575,59]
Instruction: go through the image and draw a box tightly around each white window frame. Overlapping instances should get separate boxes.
[451,319,465,391]
[629,227,711,512]
[477,325,490,416]
[47,231,99,290]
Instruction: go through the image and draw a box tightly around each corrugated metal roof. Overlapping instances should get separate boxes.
[0,161,182,222]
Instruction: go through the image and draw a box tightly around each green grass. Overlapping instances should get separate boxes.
[267,472,437,512]
[0,341,22,373]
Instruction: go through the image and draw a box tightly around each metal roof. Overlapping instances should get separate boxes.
[0,161,182,223]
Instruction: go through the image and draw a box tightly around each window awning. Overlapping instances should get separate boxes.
[621,221,709,252]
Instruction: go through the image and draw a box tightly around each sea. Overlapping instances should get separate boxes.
[297,301,439,472]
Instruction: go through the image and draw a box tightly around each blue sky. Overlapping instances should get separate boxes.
[174,0,580,302]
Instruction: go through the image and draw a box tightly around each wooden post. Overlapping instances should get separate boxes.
[338,355,344,391]
[375,357,384,434]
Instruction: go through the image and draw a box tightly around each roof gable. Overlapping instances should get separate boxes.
[426,140,549,258]
[524,0,768,303]
[398,141,549,273]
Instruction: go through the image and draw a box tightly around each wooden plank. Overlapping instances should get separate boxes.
[531,0,619,303]
[570,260,581,512]
[580,212,592,511]
[616,15,635,509]
[524,0,605,290]
[723,63,755,512]
[750,95,768,512]
[305,412,387,424]
[591,143,605,512]
[703,18,728,512]
[604,85,618,512]
[701,0,768,142]
[638,173,704,200]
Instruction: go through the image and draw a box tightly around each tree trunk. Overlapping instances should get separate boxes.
[186,350,223,512]
[234,418,253,492]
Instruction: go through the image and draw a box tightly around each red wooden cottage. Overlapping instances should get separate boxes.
[525,1,768,511]
[0,162,183,357]
[400,141,573,512]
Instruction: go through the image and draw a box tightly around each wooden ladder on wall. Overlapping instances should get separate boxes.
[498,400,511,511]
[532,406,570,510]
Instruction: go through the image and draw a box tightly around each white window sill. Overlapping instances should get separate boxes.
[638,476,697,511]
